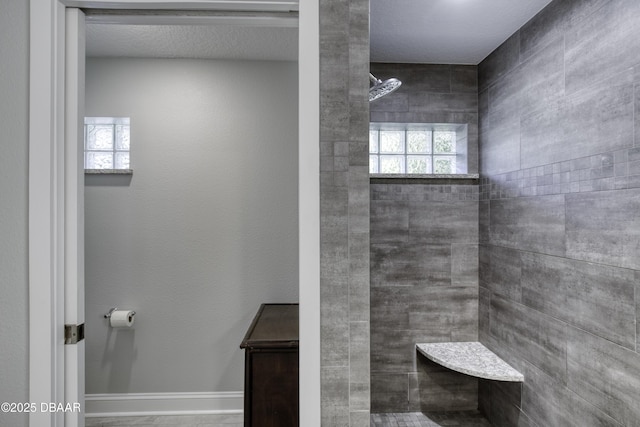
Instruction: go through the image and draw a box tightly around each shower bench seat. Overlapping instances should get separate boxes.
[416,342,524,382]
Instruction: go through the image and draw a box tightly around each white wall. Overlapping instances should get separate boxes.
[0,0,29,425]
[84,57,299,394]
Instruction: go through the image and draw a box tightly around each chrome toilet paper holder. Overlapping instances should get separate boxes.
[104,307,136,319]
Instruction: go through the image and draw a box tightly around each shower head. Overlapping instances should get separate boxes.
[369,73,402,102]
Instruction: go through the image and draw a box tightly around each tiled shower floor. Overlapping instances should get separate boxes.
[370,411,492,427]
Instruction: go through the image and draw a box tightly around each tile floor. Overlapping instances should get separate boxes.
[86,410,492,426]
[370,411,492,427]
[85,414,243,427]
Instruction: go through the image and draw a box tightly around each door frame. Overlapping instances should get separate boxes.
[28,1,320,425]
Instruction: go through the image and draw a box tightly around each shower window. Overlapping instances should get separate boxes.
[369,123,467,175]
[84,117,131,173]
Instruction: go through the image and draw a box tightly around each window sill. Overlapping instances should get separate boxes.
[85,169,133,175]
[370,173,479,184]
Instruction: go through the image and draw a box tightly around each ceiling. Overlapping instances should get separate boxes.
[86,23,298,61]
[371,0,553,64]
[85,0,554,64]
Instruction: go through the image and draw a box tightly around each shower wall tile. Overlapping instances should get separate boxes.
[320,0,369,421]
[564,0,640,96]
[636,276,639,353]
[370,63,451,93]
[321,366,350,425]
[370,286,411,332]
[489,195,565,255]
[521,361,623,427]
[408,92,478,114]
[636,69,640,147]
[565,188,640,270]
[371,242,451,287]
[478,200,490,243]
[370,182,479,413]
[489,296,567,381]
[451,243,479,287]
[522,71,633,171]
[350,321,371,411]
[369,200,409,243]
[370,373,409,412]
[479,1,640,426]
[567,327,640,427]
[370,286,478,373]
[370,62,479,173]
[484,245,522,303]
[416,353,479,412]
[481,118,520,175]
[407,287,478,340]
[451,65,479,93]
[481,380,523,427]
[369,93,409,113]
[350,411,371,427]
[478,285,491,344]
[479,89,489,134]
[519,0,567,60]
[519,0,610,61]
[409,200,478,244]
[517,36,565,116]
[521,252,636,349]
[478,32,520,92]
[320,281,350,367]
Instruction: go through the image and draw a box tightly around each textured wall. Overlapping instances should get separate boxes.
[369,63,480,414]
[478,0,640,426]
[319,0,371,423]
[0,0,29,426]
[370,63,479,174]
[370,182,479,413]
[85,58,298,394]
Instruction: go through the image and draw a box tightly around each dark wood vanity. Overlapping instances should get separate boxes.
[240,303,299,427]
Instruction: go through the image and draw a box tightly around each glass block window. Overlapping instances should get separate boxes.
[370,124,465,175]
[84,117,130,170]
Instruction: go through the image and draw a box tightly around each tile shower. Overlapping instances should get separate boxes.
[368,0,640,426]
[84,1,640,426]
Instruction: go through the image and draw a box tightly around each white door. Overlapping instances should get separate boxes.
[29,3,86,427]
[64,8,86,427]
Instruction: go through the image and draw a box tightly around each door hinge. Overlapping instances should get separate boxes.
[64,323,85,345]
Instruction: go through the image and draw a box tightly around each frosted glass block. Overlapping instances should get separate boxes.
[369,130,379,153]
[380,155,405,174]
[380,131,404,153]
[407,131,431,153]
[115,125,130,150]
[115,152,130,169]
[434,131,456,154]
[86,151,113,169]
[370,155,379,173]
[407,155,430,174]
[434,156,456,174]
[86,125,114,150]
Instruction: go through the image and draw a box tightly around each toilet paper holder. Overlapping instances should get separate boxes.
[104,307,136,319]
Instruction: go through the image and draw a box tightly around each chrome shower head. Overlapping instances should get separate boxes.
[369,73,402,102]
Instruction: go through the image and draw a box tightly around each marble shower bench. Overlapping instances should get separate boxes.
[416,342,524,382]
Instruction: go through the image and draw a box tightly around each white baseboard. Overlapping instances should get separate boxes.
[85,392,243,417]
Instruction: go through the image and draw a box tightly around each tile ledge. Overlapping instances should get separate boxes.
[371,173,479,179]
[416,342,524,382]
[85,169,133,175]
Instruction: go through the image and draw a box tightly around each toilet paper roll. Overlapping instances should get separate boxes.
[109,310,135,328]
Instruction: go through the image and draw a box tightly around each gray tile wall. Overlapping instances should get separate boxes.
[370,183,479,413]
[320,0,371,423]
[369,63,480,414]
[370,63,479,174]
[479,0,640,426]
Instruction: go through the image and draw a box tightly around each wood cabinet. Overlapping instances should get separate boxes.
[240,304,299,427]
